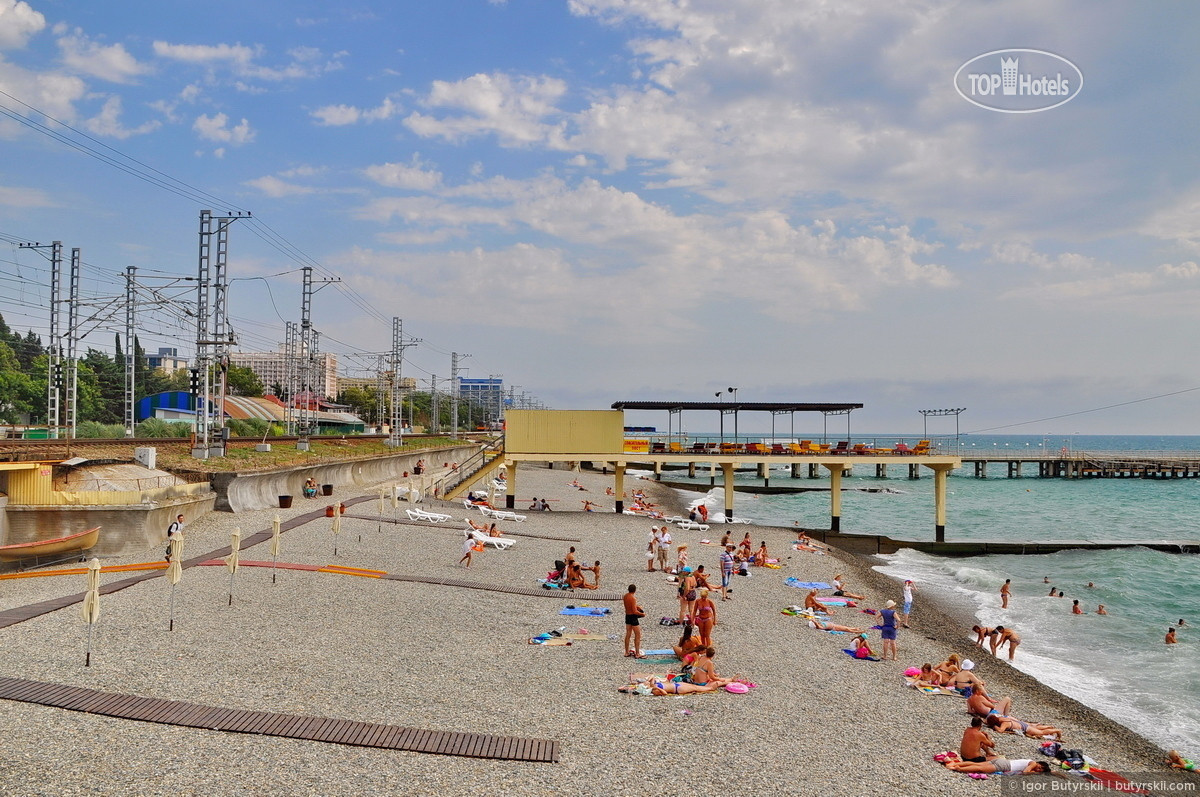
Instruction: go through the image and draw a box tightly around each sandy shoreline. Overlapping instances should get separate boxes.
[0,462,1190,796]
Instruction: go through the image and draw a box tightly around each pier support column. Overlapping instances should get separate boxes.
[909,464,920,480]
[505,463,516,509]
[824,463,844,532]
[974,461,986,478]
[757,462,768,479]
[709,462,717,487]
[654,460,662,481]
[688,461,696,478]
[930,463,955,543]
[876,464,888,478]
[613,462,626,513]
[791,462,802,478]
[722,462,736,520]
[809,463,820,479]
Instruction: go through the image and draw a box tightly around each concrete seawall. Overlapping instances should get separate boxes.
[210,443,480,513]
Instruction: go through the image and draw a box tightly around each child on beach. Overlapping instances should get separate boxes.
[1168,750,1196,771]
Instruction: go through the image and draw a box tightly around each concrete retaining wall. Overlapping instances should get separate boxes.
[211,444,480,513]
[2,491,217,560]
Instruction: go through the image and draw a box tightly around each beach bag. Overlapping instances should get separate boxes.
[1056,748,1086,770]
[472,543,484,552]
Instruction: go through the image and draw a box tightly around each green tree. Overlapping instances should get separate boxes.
[225,363,264,397]
[79,348,122,424]
[0,338,38,423]
[336,386,378,423]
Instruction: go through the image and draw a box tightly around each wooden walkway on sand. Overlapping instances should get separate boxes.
[0,495,573,762]
[0,676,558,762]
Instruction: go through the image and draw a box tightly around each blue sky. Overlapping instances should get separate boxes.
[2,0,1199,434]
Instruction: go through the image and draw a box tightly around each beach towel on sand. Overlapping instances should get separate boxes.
[842,648,880,662]
[784,578,832,590]
[904,677,963,696]
[560,607,611,616]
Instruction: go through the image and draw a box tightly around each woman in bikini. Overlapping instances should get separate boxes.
[984,714,1063,740]
[752,541,769,566]
[688,647,734,689]
[738,532,753,558]
[693,589,718,646]
[671,623,704,662]
[677,567,698,623]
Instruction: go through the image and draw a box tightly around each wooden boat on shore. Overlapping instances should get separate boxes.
[0,526,101,562]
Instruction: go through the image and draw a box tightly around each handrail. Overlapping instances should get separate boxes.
[431,436,505,499]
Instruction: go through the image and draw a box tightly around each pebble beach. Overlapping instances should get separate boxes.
[0,463,1186,797]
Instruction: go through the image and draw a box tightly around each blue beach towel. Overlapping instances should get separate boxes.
[642,649,673,656]
[842,648,880,662]
[560,607,611,616]
[784,578,832,590]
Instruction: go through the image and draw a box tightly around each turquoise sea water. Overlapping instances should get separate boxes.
[654,435,1200,755]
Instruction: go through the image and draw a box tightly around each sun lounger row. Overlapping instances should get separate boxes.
[649,440,933,456]
[481,507,526,522]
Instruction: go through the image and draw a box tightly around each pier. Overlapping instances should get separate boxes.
[958,451,1200,479]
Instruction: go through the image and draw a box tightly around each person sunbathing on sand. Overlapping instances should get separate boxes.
[831,574,866,601]
[984,714,1062,740]
[946,758,1048,776]
[582,500,597,512]
[752,542,769,566]
[960,717,997,763]
[688,647,734,688]
[804,589,833,615]
[808,618,865,633]
[933,653,962,683]
[967,686,1012,719]
[671,623,705,661]
[949,660,985,693]
[1168,750,1197,771]
[915,663,946,688]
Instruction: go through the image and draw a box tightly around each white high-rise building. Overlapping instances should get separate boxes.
[231,348,338,398]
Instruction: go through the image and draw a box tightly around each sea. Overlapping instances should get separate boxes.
[651,434,1200,756]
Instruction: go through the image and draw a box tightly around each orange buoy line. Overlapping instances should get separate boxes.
[0,561,168,580]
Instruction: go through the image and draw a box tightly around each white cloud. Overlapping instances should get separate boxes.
[0,182,52,207]
[989,242,1097,272]
[84,96,161,138]
[362,156,442,190]
[193,112,255,145]
[0,59,86,127]
[0,0,44,49]
[243,175,315,197]
[153,40,343,82]
[311,97,398,126]
[404,72,567,146]
[57,30,148,83]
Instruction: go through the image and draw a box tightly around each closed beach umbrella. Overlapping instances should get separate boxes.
[166,535,184,631]
[269,514,281,583]
[82,558,101,666]
[225,527,241,606]
[331,503,342,556]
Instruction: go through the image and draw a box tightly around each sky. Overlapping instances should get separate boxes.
[1,0,1199,436]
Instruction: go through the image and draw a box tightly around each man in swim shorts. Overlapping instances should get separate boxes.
[623,584,645,658]
[719,544,735,601]
[960,717,996,763]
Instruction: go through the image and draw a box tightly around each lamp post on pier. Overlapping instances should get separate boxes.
[728,386,738,444]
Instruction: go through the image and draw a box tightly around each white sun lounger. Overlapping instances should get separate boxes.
[468,529,515,550]
[406,508,451,523]
[481,507,526,522]
[676,521,709,532]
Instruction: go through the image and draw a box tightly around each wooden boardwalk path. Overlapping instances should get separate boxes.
[0,495,569,762]
[0,676,558,762]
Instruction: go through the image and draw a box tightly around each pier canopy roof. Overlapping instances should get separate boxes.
[610,401,863,413]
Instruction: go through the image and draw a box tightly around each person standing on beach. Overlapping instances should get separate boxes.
[656,526,672,573]
[1000,579,1011,609]
[989,626,1021,660]
[878,599,899,661]
[623,584,646,658]
[901,579,915,627]
[165,514,185,562]
[719,545,735,601]
[459,533,478,568]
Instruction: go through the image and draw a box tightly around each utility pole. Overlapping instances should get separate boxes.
[194,210,248,458]
[374,354,386,433]
[65,248,80,438]
[386,318,420,446]
[124,266,136,437]
[19,241,63,437]
[283,321,297,435]
[450,352,470,439]
[296,266,339,450]
[430,376,440,434]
